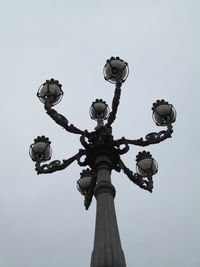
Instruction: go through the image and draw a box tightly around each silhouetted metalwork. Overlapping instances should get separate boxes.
[29,56,176,267]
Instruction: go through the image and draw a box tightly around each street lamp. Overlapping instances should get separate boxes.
[29,56,176,267]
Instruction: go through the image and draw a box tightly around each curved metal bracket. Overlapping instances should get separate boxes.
[115,123,173,147]
[80,131,90,149]
[119,159,153,192]
[44,100,86,135]
[116,139,130,155]
[35,150,86,174]
[77,150,88,166]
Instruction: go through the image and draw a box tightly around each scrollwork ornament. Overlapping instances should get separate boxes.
[119,159,153,192]
[35,150,85,174]
[115,123,173,147]
[31,67,176,210]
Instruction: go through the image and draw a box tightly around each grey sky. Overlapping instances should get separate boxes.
[1,0,200,266]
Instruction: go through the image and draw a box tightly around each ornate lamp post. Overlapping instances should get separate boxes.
[29,57,176,267]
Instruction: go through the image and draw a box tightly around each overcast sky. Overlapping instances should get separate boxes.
[1,0,200,266]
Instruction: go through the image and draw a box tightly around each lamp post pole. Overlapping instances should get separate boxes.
[91,156,126,267]
[29,56,176,267]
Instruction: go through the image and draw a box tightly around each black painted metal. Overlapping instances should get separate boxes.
[35,150,84,174]
[44,98,86,135]
[29,57,176,267]
[106,81,122,127]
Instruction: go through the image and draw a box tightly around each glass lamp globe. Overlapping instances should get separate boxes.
[104,56,129,84]
[29,136,52,162]
[77,169,94,195]
[37,79,63,106]
[152,100,176,126]
[136,151,158,177]
[90,99,109,120]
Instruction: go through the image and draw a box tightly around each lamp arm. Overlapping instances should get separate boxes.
[115,123,173,147]
[35,149,85,174]
[106,81,122,127]
[44,100,86,135]
[119,159,153,192]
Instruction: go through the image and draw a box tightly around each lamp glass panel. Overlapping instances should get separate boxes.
[105,59,128,82]
[38,83,63,105]
[137,158,157,176]
[77,176,92,195]
[153,104,176,126]
[30,142,51,161]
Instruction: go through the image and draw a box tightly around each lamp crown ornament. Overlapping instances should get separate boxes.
[33,135,51,145]
[80,168,94,178]
[136,151,152,162]
[44,78,62,87]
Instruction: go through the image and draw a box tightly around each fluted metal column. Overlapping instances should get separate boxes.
[90,156,126,267]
